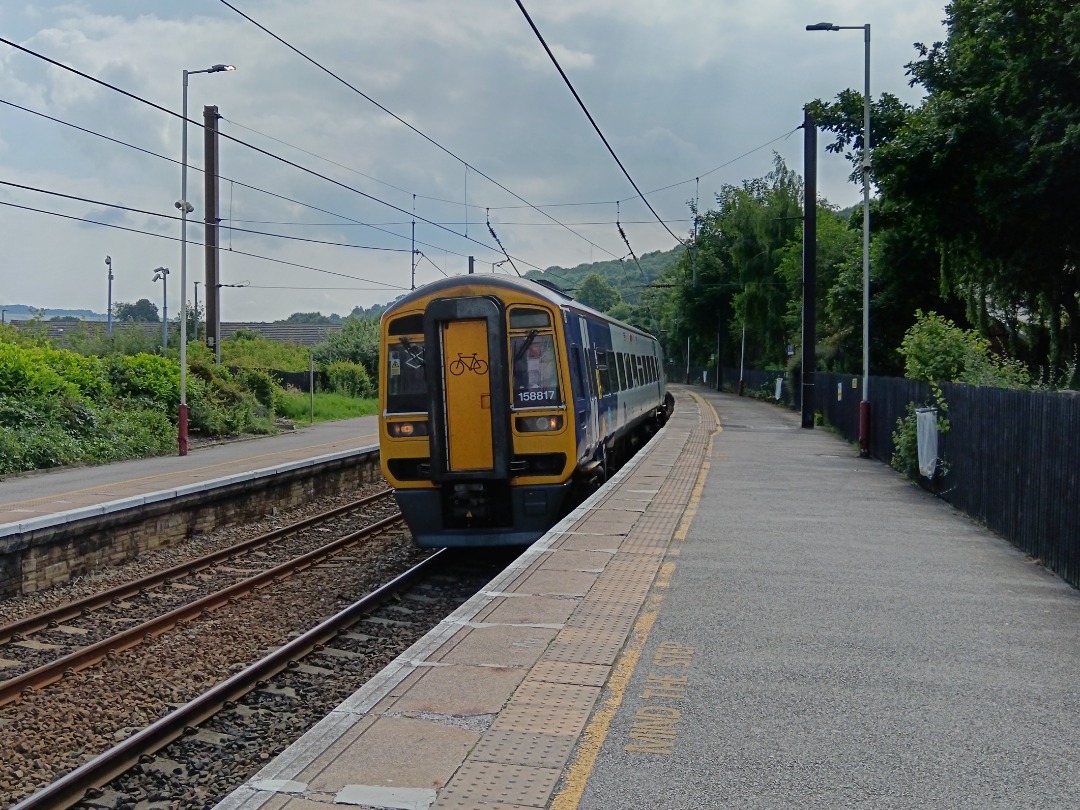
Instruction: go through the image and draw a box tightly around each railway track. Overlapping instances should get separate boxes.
[0,486,452,807]
[0,489,401,706]
[11,548,514,810]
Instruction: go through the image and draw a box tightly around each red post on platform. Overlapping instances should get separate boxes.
[178,403,189,456]
[858,399,870,458]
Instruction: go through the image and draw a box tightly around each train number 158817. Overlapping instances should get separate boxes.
[516,389,557,404]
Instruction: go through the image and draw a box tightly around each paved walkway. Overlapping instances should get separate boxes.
[577,389,1080,809]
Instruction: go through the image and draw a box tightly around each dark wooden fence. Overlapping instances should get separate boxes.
[708,367,1080,589]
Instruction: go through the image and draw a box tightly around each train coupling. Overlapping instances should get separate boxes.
[447,482,493,523]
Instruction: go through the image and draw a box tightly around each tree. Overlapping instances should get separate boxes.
[813,1,1080,385]
[113,299,160,322]
[575,273,622,313]
[283,312,332,324]
[668,155,803,372]
[313,317,380,377]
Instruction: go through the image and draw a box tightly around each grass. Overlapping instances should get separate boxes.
[277,390,378,424]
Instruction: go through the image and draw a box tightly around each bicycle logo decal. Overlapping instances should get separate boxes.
[449,352,489,376]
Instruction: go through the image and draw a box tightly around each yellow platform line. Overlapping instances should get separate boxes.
[550,391,721,810]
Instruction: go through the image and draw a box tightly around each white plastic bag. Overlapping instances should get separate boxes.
[916,407,938,479]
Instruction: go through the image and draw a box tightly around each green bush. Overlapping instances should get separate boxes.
[901,310,1031,388]
[889,310,1031,481]
[325,361,373,398]
[106,353,179,410]
[0,342,80,401]
[214,334,312,372]
[237,368,282,413]
[314,317,379,378]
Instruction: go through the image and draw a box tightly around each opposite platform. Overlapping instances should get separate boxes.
[0,415,378,534]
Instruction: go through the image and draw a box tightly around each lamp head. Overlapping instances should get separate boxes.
[806,22,840,31]
[105,255,111,267]
[209,64,236,73]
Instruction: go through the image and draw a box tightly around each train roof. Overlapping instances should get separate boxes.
[382,274,657,341]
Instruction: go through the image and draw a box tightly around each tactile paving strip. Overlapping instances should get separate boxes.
[541,626,630,665]
[433,762,562,809]
[528,660,610,688]
[489,682,601,735]
[469,729,579,769]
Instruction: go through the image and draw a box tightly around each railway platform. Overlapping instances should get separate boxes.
[213,387,1080,809]
[0,416,378,533]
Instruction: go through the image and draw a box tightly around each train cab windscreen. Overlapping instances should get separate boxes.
[509,308,562,409]
[386,315,427,413]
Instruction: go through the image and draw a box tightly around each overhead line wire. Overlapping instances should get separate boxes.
[0,35,537,269]
[216,0,622,262]
[0,180,418,255]
[0,198,407,289]
[1,95,501,260]
[223,115,482,209]
[513,0,684,247]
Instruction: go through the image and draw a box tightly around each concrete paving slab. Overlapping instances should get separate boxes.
[473,595,579,626]
[388,663,526,716]
[430,625,558,668]
[306,716,476,791]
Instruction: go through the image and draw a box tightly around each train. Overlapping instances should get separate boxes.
[378,273,673,547]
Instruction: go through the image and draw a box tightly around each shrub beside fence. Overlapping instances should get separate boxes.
[706,367,1080,589]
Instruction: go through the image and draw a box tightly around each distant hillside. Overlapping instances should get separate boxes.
[0,304,105,322]
[525,247,681,305]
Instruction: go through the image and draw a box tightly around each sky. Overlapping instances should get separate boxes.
[0,1,948,322]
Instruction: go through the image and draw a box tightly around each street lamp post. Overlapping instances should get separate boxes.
[178,63,235,456]
[105,255,114,336]
[153,266,170,350]
[193,280,200,342]
[806,21,871,457]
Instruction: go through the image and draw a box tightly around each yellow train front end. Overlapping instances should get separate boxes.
[379,276,577,547]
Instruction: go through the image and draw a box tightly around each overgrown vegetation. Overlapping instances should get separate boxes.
[890,311,1032,480]
[0,319,378,477]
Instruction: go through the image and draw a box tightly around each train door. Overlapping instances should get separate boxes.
[423,296,511,481]
[573,314,599,455]
[442,319,493,471]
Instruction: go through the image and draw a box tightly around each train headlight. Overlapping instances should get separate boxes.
[388,421,428,437]
[515,415,563,432]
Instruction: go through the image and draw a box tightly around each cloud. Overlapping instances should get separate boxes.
[0,0,947,319]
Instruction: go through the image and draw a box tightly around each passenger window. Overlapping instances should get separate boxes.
[595,349,609,396]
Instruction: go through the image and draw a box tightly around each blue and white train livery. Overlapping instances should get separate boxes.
[378,274,672,547]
